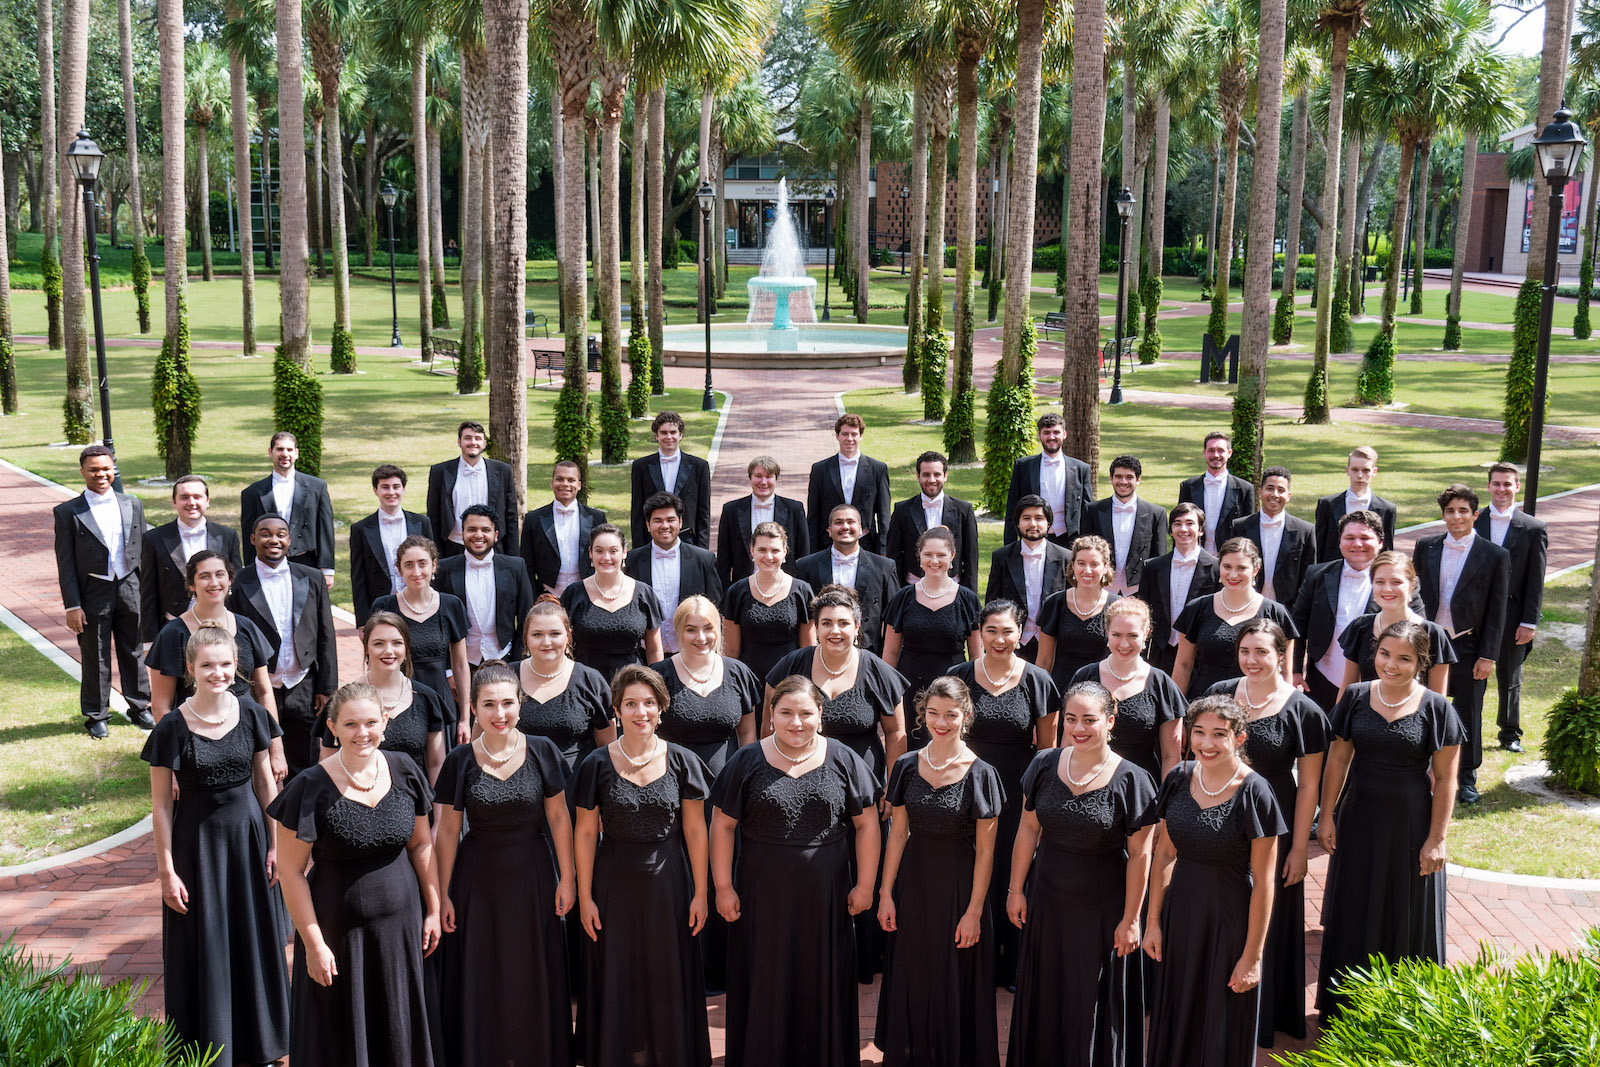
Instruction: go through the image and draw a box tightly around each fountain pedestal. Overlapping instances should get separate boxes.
[748,277,818,331]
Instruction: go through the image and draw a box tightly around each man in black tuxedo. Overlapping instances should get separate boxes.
[631,411,713,549]
[54,445,152,737]
[1477,463,1548,754]
[793,505,902,656]
[230,513,338,777]
[1176,431,1256,553]
[1292,509,1385,711]
[350,464,433,625]
[1416,484,1510,804]
[521,460,607,596]
[718,454,809,586]
[807,412,893,554]
[240,431,336,587]
[625,492,722,652]
[1137,503,1221,674]
[1085,454,1167,595]
[986,495,1069,662]
[1226,465,1316,608]
[1313,445,1398,560]
[1003,412,1094,546]
[885,450,981,590]
[426,420,520,558]
[140,474,243,642]
[435,506,536,739]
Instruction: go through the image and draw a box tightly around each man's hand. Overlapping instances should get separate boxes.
[65,608,86,634]
[1473,657,1494,682]
[1515,625,1536,646]
[324,573,336,591]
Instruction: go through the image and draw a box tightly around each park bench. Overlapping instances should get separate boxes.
[532,349,562,385]
[431,331,460,375]
[1038,310,1066,341]
[621,303,669,325]
[525,310,551,338]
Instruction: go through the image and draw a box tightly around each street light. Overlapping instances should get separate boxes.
[1524,103,1588,515]
[822,185,836,322]
[381,181,402,347]
[697,180,717,411]
[899,185,910,275]
[1108,186,1136,405]
[65,127,120,492]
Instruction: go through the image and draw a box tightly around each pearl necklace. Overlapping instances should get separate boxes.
[1240,677,1282,711]
[527,657,569,681]
[1063,746,1109,787]
[338,747,381,791]
[818,647,856,678]
[1195,761,1241,797]
[1068,587,1101,617]
[1219,588,1255,614]
[753,570,784,599]
[772,735,819,764]
[476,732,521,766]
[401,587,438,615]
[922,743,964,772]
[184,697,231,726]
[681,654,718,683]
[920,577,957,601]
[616,736,660,768]
[1375,680,1418,709]
[1106,657,1143,682]
[365,673,409,711]
[978,654,1018,688]
[593,574,624,602]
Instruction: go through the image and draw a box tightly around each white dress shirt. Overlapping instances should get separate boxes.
[1168,549,1201,647]
[1202,473,1227,552]
[377,507,409,594]
[1316,564,1372,686]
[1039,453,1068,536]
[1020,540,1046,645]
[750,494,776,533]
[652,541,683,652]
[658,451,682,495]
[838,454,859,503]
[451,458,489,543]
[1435,532,1475,637]
[270,471,295,525]
[552,501,581,593]
[831,546,860,590]
[921,493,946,533]
[1258,511,1286,601]
[83,488,130,580]
[176,518,209,562]
[256,558,308,689]
[1110,497,1138,589]
[464,553,506,664]
[1344,490,1372,517]
[1488,504,1515,547]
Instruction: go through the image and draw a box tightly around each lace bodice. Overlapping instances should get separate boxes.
[1026,753,1154,855]
[886,753,1004,840]
[318,787,418,862]
[711,740,878,847]
[1152,764,1284,871]
[177,717,257,790]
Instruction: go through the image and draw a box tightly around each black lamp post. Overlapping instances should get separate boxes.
[822,185,835,322]
[1109,185,1136,405]
[1524,103,1588,515]
[697,180,716,411]
[66,127,120,492]
[899,185,910,275]
[381,181,402,347]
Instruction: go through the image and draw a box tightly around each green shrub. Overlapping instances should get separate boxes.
[1229,374,1263,482]
[1138,274,1162,363]
[42,244,62,349]
[130,245,151,335]
[1032,242,1062,274]
[271,347,324,476]
[1546,688,1600,796]
[921,330,949,421]
[432,284,450,329]
[981,317,1037,515]
[1574,253,1593,342]
[456,329,486,397]
[1206,291,1227,353]
[943,386,976,461]
[528,239,557,261]
[626,331,651,417]
[552,382,590,482]
[329,325,357,375]
[0,335,17,414]
[151,296,201,477]
[677,239,697,266]
[1500,280,1544,463]
[1374,246,1453,271]
[1272,288,1295,344]
[661,235,682,270]
[1303,364,1329,423]
[1443,314,1463,351]
[1357,330,1396,404]
[942,244,989,271]
[1330,292,1353,354]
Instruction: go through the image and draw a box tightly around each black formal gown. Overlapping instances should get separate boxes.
[1338,614,1458,683]
[884,585,981,743]
[141,697,289,1066]
[145,612,274,704]
[435,738,572,1067]
[1038,591,1120,694]
[372,594,469,727]
[267,751,437,1067]
[1316,686,1465,1015]
[575,743,713,1067]
[1008,752,1156,1067]
[710,740,881,1067]
[514,660,613,795]
[1070,662,1187,781]
[315,680,448,779]
[720,577,815,682]
[945,659,1059,988]
[875,752,1004,1067]
[1204,681,1331,1044]
[1174,595,1300,699]
[1144,764,1286,1067]
[561,579,664,684]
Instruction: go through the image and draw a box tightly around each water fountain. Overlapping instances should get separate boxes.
[746,180,817,333]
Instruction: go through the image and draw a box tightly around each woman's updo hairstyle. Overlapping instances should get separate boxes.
[182,621,239,683]
[810,583,864,641]
[914,676,976,738]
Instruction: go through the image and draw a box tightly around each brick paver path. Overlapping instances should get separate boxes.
[4,354,1598,1064]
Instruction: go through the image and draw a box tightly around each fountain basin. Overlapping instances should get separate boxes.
[653,323,907,369]
[747,276,818,330]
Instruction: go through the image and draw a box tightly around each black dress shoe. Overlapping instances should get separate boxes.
[125,708,156,730]
[84,719,109,740]
[1457,784,1481,805]
[1502,740,1524,754]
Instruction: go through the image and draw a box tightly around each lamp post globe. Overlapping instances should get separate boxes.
[1109,185,1136,405]
[697,181,716,411]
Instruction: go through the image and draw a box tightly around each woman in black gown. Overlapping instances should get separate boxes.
[514,596,616,795]
[1070,597,1185,779]
[316,612,448,782]
[1317,621,1464,1018]
[1337,550,1456,698]
[561,523,664,681]
[721,521,815,681]
[575,665,712,1067]
[1143,695,1286,1067]
[371,536,471,741]
[270,681,442,1067]
[1006,681,1157,1067]
[876,676,1003,1067]
[943,600,1058,989]
[883,527,982,739]
[1037,535,1120,694]
[711,676,881,1067]
[434,662,576,1067]
[144,625,289,1067]
[1172,537,1299,699]
[1202,619,1329,1046]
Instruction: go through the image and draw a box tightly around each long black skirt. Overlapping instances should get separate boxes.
[164,781,290,1066]
[439,827,571,1067]
[725,835,858,1067]
[1258,770,1308,1045]
[1009,839,1143,1067]
[970,737,1032,988]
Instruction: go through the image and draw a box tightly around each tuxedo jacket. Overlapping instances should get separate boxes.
[229,561,338,696]
[717,495,809,587]
[793,547,902,655]
[984,539,1070,619]
[1084,497,1168,588]
[1177,473,1257,549]
[1313,491,1398,561]
[1003,452,1095,546]
[426,456,521,556]
[140,520,243,641]
[241,471,336,571]
[520,502,608,594]
[1227,511,1317,609]
[1136,549,1222,646]
[631,452,713,550]
[807,453,893,554]
[349,510,433,625]
[54,491,147,615]
[1414,533,1510,660]
[884,495,981,590]
[624,542,724,610]
[1474,508,1548,634]
[433,553,537,660]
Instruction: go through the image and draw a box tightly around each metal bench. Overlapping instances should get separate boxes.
[525,310,551,338]
[1038,310,1067,341]
[431,331,461,374]
[532,349,561,385]
[621,303,669,325]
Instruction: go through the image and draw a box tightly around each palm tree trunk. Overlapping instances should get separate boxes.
[363,118,377,266]
[118,0,149,335]
[697,83,713,320]
[1000,0,1047,387]
[36,0,61,351]
[925,65,952,336]
[323,82,350,340]
[551,4,595,476]
[275,0,310,369]
[58,0,92,443]
[1062,0,1106,478]
[855,92,872,323]
[1274,86,1308,341]
[1205,146,1221,285]
[550,80,565,329]
[482,128,496,409]
[1338,134,1366,326]
[0,116,16,414]
[588,121,602,321]
[1380,139,1416,339]
[647,85,665,387]
[429,120,448,326]
[1525,0,1575,281]
[1444,130,1478,348]
[311,115,325,277]
[1304,22,1351,423]
[484,0,528,508]
[198,124,215,280]
[596,55,628,463]
[1120,55,1140,326]
[1143,90,1172,339]
[904,78,927,391]
[1207,99,1243,358]
[630,84,646,330]
[412,44,433,362]
[460,130,481,373]
[1410,138,1431,315]
[948,45,980,462]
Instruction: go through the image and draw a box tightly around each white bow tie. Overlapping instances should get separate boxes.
[379,512,405,525]
[1041,453,1061,467]
[467,555,495,570]
[1204,474,1226,487]
[1173,556,1197,570]
[839,455,858,466]
[832,549,857,566]
[1020,544,1045,560]
[553,503,577,516]
[1112,501,1136,514]
[652,547,677,561]
[1341,566,1368,583]
[1445,540,1469,553]
[1260,513,1284,527]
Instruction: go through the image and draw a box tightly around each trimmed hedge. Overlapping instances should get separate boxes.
[1546,687,1600,796]
[1,335,17,414]
[42,244,62,349]
[1357,330,1396,404]
[1374,246,1453,270]
[1500,280,1544,463]
[627,330,651,417]
[271,347,324,475]
[553,382,590,483]
[921,330,949,421]
[151,296,200,477]
[981,318,1037,516]
[1138,274,1162,364]
[456,330,486,397]
[131,245,151,335]
[329,326,357,375]
[1574,253,1593,341]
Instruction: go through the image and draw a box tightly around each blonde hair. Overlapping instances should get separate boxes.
[182,622,238,683]
[673,595,724,651]
[1069,535,1114,587]
[1369,550,1417,596]
[1103,597,1152,633]
[327,681,384,728]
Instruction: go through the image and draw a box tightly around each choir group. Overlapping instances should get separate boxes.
[49,410,1549,1067]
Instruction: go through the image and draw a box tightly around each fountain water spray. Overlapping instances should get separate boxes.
[747,179,818,332]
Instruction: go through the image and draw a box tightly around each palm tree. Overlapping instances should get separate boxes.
[186,43,229,283]
[412,41,434,364]
[1565,2,1600,338]
[0,116,15,414]
[1271,46,1320,344]
[485,0,530,509]
[998,0,1055,387]
[223,0,269,357]
[118,0,151,334]
[427,48,455,329]
[306,0,360,370]
[58,0,92,444]
[276,0,312,368]
[35,0,61,353]
[1443,36,1516,349]
[1062,0,1108,475]
[1195,0,1255,363]
[155,0,200,474]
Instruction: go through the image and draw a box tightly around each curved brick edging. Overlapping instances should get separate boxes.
[0,818,153,886]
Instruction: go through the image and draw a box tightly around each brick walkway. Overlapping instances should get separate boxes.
[3,356,1598,1064]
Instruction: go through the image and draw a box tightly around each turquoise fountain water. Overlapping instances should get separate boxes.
[746,179,817,332]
